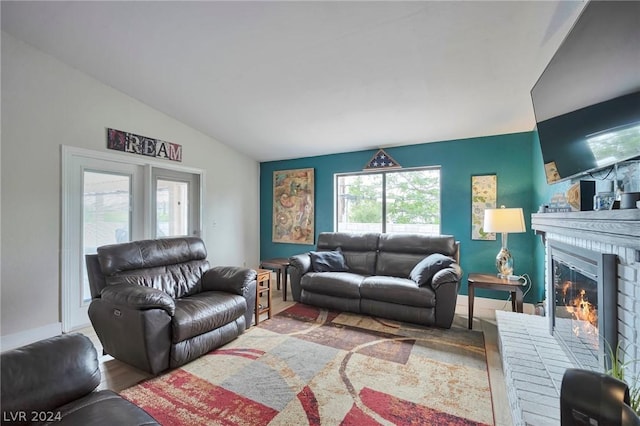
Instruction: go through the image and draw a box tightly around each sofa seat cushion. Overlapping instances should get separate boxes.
[172,292,245,343]
[300,272,364,298]
[55,390,158,425]
[360,276,436,308]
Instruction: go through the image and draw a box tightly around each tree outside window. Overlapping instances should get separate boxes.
[336,168,440,234]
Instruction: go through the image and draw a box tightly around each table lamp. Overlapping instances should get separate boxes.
[483,206,526,278]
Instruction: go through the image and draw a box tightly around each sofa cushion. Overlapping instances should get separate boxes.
[376,252,428,278]
[409,253,456,287]
[172,292,246,343]
[98,237,207,275]
[107,272,182,298]
[377,233,457,257]
[300,272,363,298]
[317,232,379,275]
[375,233,457,277]
[360,276,436,308]
[106,259,209,299]
[310,249,349,272]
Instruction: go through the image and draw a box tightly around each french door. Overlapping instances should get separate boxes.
[62,147,202,331]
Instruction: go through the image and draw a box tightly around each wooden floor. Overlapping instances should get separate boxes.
[79,277,513,426]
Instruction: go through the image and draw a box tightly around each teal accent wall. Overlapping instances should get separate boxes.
[260,131,540,302]
[531,131,572,303]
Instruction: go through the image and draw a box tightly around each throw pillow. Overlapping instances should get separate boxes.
[310,248,349,273]
[410,253,455,286]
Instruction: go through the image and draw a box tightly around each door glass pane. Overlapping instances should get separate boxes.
[385,169,440,235]
[156,179,189,237]
[336,174,383,232]
[83,171,131,301]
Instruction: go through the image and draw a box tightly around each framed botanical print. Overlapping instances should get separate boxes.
[471,174,497,240]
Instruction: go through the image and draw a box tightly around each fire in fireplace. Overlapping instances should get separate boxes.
[548,241,617,372]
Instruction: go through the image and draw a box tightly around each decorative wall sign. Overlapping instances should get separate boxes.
[471,174,497,240]
[272,168,315,244]
[107,128,182,162]
[364,149,401,170]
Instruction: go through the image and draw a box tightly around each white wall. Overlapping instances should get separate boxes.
[1,32,260,339]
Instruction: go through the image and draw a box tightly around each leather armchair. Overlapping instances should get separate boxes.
[1,333,158,426]
[86,237,256,374]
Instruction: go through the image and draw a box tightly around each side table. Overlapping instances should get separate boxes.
[259,258,291,301]
[468,273,524,330]
[255,269,272,325]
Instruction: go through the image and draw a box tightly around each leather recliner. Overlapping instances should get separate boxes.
[1,333,159,426]
[86,237,256,375]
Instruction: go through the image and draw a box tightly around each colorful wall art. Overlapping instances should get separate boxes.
[272,168,315,244]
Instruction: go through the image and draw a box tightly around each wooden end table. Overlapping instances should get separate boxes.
[468,273,524,330]
[255,269,272,325]
[259,258,291,301]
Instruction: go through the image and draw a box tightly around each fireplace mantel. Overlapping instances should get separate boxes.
[531,209,640,251]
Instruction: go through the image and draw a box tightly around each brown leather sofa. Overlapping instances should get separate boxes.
[86,237,256,374]
[1,333,158,426]
[289,232,462,328]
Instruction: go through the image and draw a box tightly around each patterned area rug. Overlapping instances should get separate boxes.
[121,304,494,425]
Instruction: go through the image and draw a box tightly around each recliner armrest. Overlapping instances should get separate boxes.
[289,253,312,275]
[101,284,175,316]
[431,263,463,290]
[202,266,257,296]
[288,254,312,302]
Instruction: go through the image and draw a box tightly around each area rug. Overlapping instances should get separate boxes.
[121,304,494,425]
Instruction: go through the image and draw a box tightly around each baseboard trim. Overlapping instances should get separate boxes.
[1,322,62,352]
[456,294,535,315]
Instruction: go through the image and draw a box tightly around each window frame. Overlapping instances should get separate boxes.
[334,166,441,234]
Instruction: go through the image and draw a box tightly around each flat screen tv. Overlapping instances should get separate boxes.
[531,1,640,184]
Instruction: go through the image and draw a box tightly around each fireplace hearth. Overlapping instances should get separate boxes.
[548,241,617,372]
[501,210,640,424]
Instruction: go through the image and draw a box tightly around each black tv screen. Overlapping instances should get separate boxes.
[531,1,640,184]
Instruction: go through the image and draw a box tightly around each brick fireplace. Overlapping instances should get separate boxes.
[498,209,639,425]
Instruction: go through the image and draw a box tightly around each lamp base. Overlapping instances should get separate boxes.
[495,247,513,277]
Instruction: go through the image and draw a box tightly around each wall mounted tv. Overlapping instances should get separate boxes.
[531,1,640,184]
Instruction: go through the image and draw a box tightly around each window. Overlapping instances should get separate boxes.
[335,167,440,234]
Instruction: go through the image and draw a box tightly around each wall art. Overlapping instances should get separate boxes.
[471,174,497,240]
[272,168,315,244]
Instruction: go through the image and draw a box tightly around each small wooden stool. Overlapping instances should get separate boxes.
[259,258,291,301]
[255,269,272,325]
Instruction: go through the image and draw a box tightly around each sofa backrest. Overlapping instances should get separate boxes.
[91,237,210,299]
[316,232,459,278]
[376,234,457,278]
[1,333,100,421]
[317,232,379,275]
[376,233,458,278]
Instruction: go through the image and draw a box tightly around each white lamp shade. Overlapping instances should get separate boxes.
[483,207,526,233]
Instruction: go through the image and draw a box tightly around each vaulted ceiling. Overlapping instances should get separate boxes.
[1,1,586,162]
